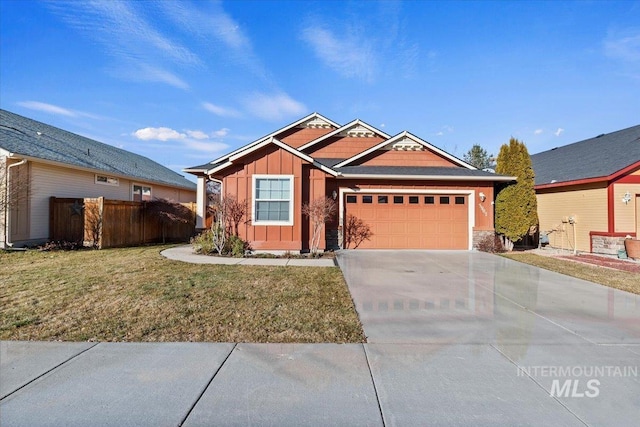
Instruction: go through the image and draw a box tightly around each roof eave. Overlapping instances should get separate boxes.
[203,139,339,177]
[208,112,340,165]
[535,160,640,189]
[7,153,196,191]
[337,173,516,182]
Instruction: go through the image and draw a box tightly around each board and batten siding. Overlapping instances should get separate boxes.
[28,161,195,242]
[218,144,327,251]
[536,183,608,252]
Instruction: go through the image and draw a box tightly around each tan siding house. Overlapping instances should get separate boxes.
[531,124,640,254]
[1,109,196,247]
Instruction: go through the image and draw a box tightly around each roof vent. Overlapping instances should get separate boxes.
[596,133,605,138]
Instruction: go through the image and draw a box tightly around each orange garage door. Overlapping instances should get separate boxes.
[344,193,469,249]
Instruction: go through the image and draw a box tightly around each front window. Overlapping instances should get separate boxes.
[253,175,293,225]
[132,184,152,201]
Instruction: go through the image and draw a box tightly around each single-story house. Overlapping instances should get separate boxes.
[185,113,514,251]
[1,109,197,248]
[531,124,640,254]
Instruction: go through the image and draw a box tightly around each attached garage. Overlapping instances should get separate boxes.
[343,191,471,249]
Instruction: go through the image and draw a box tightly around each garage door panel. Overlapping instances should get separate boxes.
[345,193,469,249]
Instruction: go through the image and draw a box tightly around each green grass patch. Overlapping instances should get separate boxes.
[0,246,365,343]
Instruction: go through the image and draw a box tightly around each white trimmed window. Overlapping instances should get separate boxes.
[252,175,294,225]
[95,174,119,186]
[132,184,152,201]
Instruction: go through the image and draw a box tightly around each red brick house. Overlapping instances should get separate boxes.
[185,113,514,251]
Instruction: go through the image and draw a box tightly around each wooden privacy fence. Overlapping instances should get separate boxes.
[50,197,196,249]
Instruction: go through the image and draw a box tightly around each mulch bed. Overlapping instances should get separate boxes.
[557,254,640,273]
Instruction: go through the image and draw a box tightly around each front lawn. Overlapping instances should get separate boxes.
[0,246,365,343]
[501,252,640,295]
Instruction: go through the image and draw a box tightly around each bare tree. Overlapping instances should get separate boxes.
[302,196,337,255]
[208,197,228,254]
[223,195,249,237]
[343,214,373,249]
[145,198,193,244]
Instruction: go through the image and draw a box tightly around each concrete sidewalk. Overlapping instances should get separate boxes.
[161,245,337,267]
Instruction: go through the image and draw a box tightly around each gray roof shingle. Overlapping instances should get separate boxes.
[336,165,509,178]
[0,109,195,190]
[531,125,640,186]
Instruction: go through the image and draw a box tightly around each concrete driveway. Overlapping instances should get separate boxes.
[337,250,640,426]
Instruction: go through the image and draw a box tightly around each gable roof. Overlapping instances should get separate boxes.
[206,137,338,177]
[184,112,515,182]
[201,112,339,169]
[297,119,390,152]
[333,131,477,169]
[531,124,640,187]
[0,109,196,190]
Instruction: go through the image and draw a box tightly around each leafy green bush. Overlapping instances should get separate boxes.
[227,235,250,257]
[191,231,250,257]
[192,230,215,254]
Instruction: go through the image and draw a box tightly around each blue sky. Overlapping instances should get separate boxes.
[1,0,639,181]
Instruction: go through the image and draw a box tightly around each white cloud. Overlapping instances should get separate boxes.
[186,130,209,140]
[213,128,230,138]
[132,125,229,155]
[554,128,565,137]
[45,0,200,89]
[435,125,454,137]
[17,101,103,120]
[534,129,544,135]
[133,127,185,141]
[604,28,640,62]
[155,1,269,81]
[202,102,242,118]
[243,93,307,121]
[18,101,76,117]
[301,25,376,82]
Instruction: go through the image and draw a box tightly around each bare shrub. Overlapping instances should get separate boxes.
[476,233,505,253]
[203,194,249,255]
[302,196,337,255]
[343,214,373,249]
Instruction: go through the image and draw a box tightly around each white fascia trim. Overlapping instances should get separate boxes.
[297,119,391,152]
[209,112,341,165]
[214,137,338,177]
[251,174,295,226]
[338,173,516,181]
[207,161,233,174]
[338,187,476,250]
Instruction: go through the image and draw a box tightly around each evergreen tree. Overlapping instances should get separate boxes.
[463,144,494,169]
[494,138,538,250]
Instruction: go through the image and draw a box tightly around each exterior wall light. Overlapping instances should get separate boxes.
[332,190,338,200]
[479,192,486,202]
[622,191,631,205]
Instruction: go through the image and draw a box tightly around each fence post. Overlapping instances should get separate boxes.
[49,197,56,240]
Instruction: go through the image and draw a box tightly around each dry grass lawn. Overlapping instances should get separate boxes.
[501,253,640,295]
[0,246,365,343]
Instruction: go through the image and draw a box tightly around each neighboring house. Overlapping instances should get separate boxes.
[185,113,514,251]
[1,109,196,248]
[531,124,640,254]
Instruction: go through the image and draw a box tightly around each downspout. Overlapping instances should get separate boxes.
[4,158,28,247]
